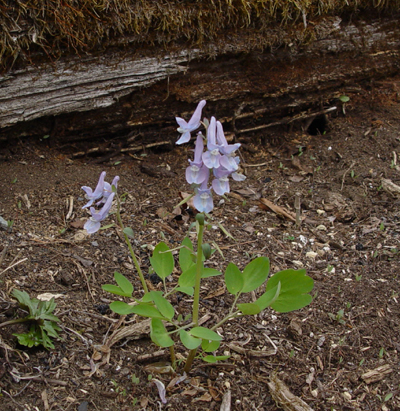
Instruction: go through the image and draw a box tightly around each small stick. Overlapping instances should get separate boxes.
[341,160,356,191]
[0,258,28,276]
[65,196,74,220]
[295,192,301,229]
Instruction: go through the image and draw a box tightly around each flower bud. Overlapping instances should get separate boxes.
[196,213,205,226]
[202,243,212,260]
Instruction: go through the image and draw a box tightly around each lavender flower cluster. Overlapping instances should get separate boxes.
[81,171,119,234]
[176,100,245,213]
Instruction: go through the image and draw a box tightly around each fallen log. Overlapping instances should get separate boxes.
[0,11,399,146]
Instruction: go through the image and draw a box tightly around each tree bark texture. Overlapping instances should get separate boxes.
[0,16,399,144]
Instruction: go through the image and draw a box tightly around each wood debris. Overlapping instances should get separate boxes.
[267,374,314,411]
[361,364,393,384]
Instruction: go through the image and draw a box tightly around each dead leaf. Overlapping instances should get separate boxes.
[205,286,225,299]
[288,175,304,183]
[194,392,212,402]
[70,219,85,229]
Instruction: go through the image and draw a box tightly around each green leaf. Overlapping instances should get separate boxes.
[102,272,133,297]
[202,268,222,278]
[178,265,198,287]
[150,242,174,279]
[266,269,314,313]
[202,355,230,363]
[224,263,244,295]
[339,95,350,103]
[201,339,221,352]
[150,318,174,347]
[123,227,135,239]
[11,289,35,313]
[179,237,195,272]
[131,303,165,319]
[114,272,133,296]
[110,301,136,315]
[175,286,194,296]
[242,257,270,293]
[179,265,219,288]
[189,327,222,341]
[102,284,130,297]
[149,291,175,321]
[237,302,261,315]
[179,330,202,349]
[255,282,281,311]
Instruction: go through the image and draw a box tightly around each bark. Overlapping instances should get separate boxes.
[0,16,399,144]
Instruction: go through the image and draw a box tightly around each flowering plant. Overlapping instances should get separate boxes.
[82,101,314,377]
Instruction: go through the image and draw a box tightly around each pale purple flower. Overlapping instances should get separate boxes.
[152,379,167,404]
[202,117,221,169]
[216,121,241,155]
[98,176,120,204]
[186,133,208,184]
[81,171,106,208]
[176,100,206,145]
[84,192,115,234]
[212,168,231,195]
[232,171,246,181]
[220,153,239,172]
[193,174,214,213]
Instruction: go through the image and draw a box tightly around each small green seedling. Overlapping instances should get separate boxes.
[328,309,345,324]
[0,290,61,349]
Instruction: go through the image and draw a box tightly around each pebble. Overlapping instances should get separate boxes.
[306,251,318,259]
[316,225,327,231]
[0,216,8,230]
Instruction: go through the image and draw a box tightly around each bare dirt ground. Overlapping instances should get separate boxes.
[1,75,400,411]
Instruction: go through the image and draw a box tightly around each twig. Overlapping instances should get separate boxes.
[237,106,337,135]
[65,196,74,220]
[341,160,356,191]
[0,258,28,276]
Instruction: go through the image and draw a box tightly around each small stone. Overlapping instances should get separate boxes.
[316,225,327,231]
[306,251,318,259]
[292,260,304,267]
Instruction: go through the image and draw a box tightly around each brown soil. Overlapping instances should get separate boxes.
[1,76,400,411]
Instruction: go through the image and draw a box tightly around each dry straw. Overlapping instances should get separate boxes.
[0,0,399,72]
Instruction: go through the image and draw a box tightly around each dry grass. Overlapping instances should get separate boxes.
[0,0,399,71]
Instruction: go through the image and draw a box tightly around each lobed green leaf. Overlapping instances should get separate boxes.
[224,263,243,295]
[179,237,195,273]
[150,242,174,279]
[189,327,222,341]
[266,269,314,313]
[242,257,270,293]
[150,318,174,347]
[179,330,202,350]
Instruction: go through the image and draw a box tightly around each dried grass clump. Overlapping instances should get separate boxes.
[0,0,399,72]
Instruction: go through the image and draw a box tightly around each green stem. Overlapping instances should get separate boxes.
[184,216,205,373]
[115,195,148,294]
[211,311,241,331]
[192,220,205,325]
[0,317,28,328]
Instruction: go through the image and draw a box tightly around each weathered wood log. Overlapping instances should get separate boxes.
[0,15,399,145]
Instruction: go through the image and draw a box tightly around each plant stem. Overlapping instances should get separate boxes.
[211,311,241,331]
[0,317,28,328]
[192,220,204,325]
[184,217,205,373]
[115,195,149,294]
